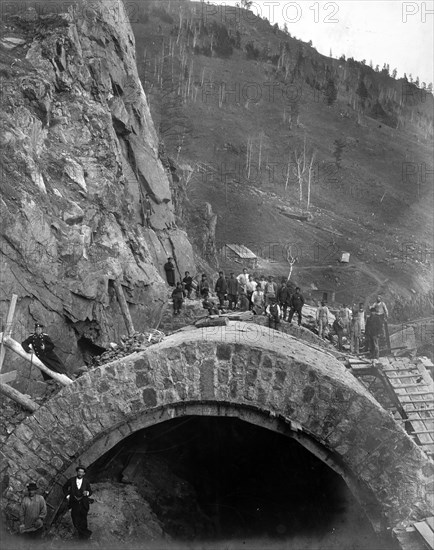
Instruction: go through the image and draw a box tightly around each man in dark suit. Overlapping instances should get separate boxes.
[22,323,68,381]
[164,257,176,286]
[63,465,92,539]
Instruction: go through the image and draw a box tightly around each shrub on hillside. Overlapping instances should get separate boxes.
[245,41,260,60]
[151,6,174,24]
[357,79,369,108]
[209,21,233,58]
[324,78,337,106]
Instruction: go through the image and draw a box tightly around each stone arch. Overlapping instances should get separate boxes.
[1,323,432,532]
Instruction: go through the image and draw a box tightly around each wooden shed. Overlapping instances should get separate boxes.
[220,244,258,269]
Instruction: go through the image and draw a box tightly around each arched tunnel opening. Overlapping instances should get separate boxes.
[52,416,399,549]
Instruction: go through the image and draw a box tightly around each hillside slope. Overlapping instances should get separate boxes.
[132,0,433,313]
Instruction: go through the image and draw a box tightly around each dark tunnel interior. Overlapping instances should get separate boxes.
[81,416,398,549]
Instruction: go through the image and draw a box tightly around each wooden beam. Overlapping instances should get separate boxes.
[387,373,424,379]
[398,391,434,397]
[414,520,434,550]
[0,294,18,372]
[0,333,72,386]
[0,381,38,412]
[113,280,135,337]
[390,382,431,389]
[195,317,229,328]
[0,371,17,384]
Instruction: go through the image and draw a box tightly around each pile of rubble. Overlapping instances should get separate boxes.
[89,330,165,368]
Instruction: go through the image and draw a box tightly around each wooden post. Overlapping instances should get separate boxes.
[0,334,72,386]
[0,381,38,412]
[0,294,18,372]
[113,279,135,337]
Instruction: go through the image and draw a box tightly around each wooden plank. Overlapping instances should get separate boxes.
[390,382,429,389]
[410,430,434,435]
[419,357,434,368]
[414,521,434,550]
[388,373,425,379]
[383,368,419,373]
[397,391,434,396]
[113,280,135,337]
[195,317,229,328]
[0,382,38,412]
[0,294,18,372]
[0,371,17,383]
[404,407,434,413]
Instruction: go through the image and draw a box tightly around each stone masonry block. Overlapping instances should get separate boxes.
[136,371,152,387]
[200,358,215,400]
[142,387,158,407]
[216,344,232,361]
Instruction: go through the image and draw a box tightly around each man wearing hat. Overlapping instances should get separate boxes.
[19,482,47,538]
[22,323,68,381]
[63,465,93,539]
[164,257,176,287]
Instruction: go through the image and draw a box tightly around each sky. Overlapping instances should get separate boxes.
[209,0,434,85]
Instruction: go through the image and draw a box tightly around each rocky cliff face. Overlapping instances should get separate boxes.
[0,1,195,375]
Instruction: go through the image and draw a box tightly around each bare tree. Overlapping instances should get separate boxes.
[292,137,316,209]
[285,246,297,281]
[246,136,253,179]
[293,138,307,205]
[307,152,315,210]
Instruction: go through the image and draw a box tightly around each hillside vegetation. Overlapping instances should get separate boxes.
[131,0,433,317]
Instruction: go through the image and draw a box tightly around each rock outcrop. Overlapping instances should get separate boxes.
[0,1,196,375]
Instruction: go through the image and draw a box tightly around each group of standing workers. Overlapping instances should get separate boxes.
[165,259,306,328]
[213,270,306,328]
[165,258,390,361]
[316,295,389,359]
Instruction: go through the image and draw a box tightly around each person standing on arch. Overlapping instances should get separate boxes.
[164,257,176,287]
[21,323,68,382]
[63,465,93,540]
[236,268,249,293]
[215,271,228,309]
[316,301,330,339]
[288,287,305,326]
[226,272,239,310]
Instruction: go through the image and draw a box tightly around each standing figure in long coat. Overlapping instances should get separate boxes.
[164,257,176,286]
[63,466,93,540]
[22,323,67,381]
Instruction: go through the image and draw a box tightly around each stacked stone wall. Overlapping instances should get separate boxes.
[1,324,432,532]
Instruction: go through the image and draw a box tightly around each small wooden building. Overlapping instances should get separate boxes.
[220,244,258,269]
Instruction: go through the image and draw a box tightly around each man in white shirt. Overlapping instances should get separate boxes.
[372,294,390,351]
[246,275,256,310]
[266,298,281,330]
[338,303,352,331]
[373,295,388,319]
[63,465,93,539]
[251,285,265,315]
[316,301,330,338]
[236,268,249,292]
